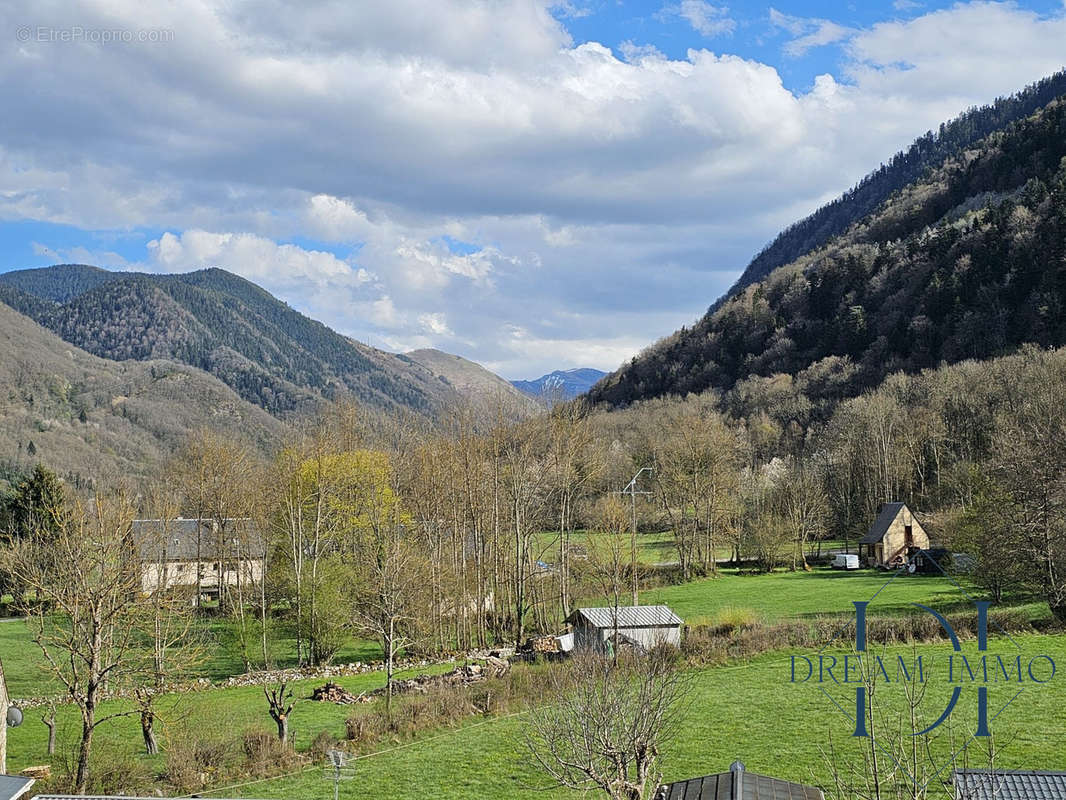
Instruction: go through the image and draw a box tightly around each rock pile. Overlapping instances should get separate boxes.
[388,657,510,696]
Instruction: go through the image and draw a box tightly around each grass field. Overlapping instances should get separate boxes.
[0,617,384,699]
[5,568,1060,799]
[200,633,1065,800]
[637,567,1051,625]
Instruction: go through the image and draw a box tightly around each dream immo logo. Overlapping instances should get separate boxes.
[787,554,1056,787]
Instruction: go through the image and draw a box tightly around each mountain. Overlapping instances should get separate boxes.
[713,69,1066,312]
[0,266,462,418]
[0,300,284,487]
[588,82,1066,416]
[512,368,607,401]
[403,349,538,413]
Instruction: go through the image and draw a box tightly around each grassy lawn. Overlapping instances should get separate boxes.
[0,617,385,699]
[637,567,1050,625]
[202,633,1066,800]
[4,660,461,775]
[6,568,1059,799]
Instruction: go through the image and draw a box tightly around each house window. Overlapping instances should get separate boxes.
[905,525,914,547]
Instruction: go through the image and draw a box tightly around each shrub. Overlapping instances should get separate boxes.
[164,730,235,792]
[242,729,299,777]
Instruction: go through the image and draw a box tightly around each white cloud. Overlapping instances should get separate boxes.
[678,0,736,37]
[3,0,1066,377]
[769,8,856,56]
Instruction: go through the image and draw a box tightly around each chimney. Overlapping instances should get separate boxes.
[730,760,745,800]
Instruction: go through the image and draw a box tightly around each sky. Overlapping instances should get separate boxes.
[1,1,1065,380]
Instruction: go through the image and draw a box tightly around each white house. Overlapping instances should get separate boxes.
[132,518,264,597]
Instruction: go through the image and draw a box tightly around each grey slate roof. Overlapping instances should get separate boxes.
[567,605,683,629]
[860,502,907,544]
[0,775,34,800]
[953,769,1066,799]
[657,770,823,799]
[132,518,263,562]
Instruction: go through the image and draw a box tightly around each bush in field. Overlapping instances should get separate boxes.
[163,731,235,792]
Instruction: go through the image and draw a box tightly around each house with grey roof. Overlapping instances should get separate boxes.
[656,760,824,800]
[132,517,264,598]
[565,605,683,652]
[953,768,1066,799]
[0,776,34,800]
[858,502,930,569]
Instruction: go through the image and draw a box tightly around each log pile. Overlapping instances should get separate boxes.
[310,681,366,704]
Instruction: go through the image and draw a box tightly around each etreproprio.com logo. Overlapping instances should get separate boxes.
[786,551,1056,789]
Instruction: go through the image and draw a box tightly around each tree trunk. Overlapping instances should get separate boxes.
[141,708,159,755]
[76,711,94,794]
[45,715,57,755]
[276,714,289,743]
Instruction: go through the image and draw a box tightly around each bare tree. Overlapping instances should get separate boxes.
[525,650,687,800]
[9,492,142,793]
[264,681,296,742]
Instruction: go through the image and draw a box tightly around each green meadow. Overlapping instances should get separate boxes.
[3,568,1062,799]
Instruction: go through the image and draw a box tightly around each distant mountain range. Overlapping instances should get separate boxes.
[512,368,607,401]
[0,265,476,418]
[588,72,1066,414]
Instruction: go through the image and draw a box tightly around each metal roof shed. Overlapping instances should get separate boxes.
[566,605,683,652]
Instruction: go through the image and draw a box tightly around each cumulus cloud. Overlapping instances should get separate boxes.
[2,0,1066,377]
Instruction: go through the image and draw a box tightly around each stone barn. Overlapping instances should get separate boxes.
[858,503,930,569]
[565,605,683,652]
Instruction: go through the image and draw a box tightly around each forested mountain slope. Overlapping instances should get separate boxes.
[713,69,1066,310]
[0,266,462,417]
[0,301,284,485]
[589,88,1066,413]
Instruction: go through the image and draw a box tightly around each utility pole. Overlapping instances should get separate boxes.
[614,467,653,606]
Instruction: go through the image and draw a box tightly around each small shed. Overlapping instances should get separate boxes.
[858,503,930,569]
[656,760,824,799]
[565,605,683,652]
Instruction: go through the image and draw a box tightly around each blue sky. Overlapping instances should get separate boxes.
[2,0,1065,378]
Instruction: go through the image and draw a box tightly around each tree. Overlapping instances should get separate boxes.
[9,491,142,793]
[133,488,206,755]
[4,464,66,543]
[264,681,296,742]
[525,650,687,800]
[350,473,427,713]
[989,352,1066,619]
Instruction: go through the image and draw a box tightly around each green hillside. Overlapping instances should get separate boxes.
[589,88,1066,413]
[0,266,463,417]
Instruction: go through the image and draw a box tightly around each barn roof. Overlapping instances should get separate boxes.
[860,502,907,544]
[953,769,1066,799]
[132,518,263,561]
[0,776,34,800]
[656,765,823,800]
[567,605,683,629]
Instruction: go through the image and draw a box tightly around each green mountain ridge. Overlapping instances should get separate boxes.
[0,265,464,418]
[588,83,1066,418]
